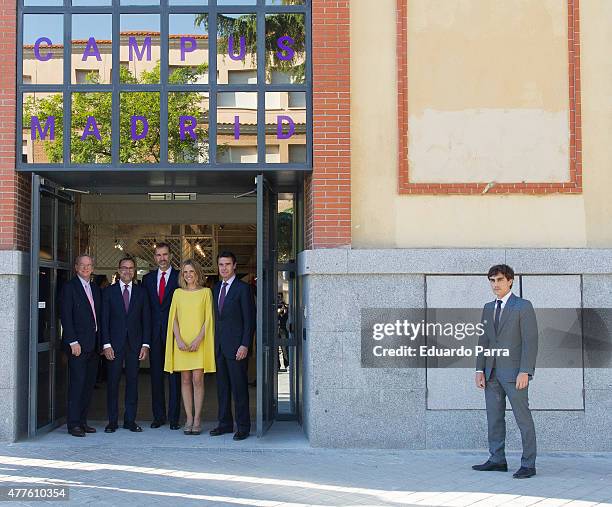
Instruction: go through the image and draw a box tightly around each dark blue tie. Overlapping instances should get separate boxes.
[494,299,502,334]
[219,282,228,313]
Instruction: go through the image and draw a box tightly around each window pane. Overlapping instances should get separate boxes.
[37,350,51,428]
[24,0,62,5]
[265,91,305,163]
[169,14,209,85]
[265,13,305,84]
[40,196,53,260]
[23,93,64,164]
[217,92,257,163]
[120,92,161,163]
[72,0,112,5]
[266,0,305,4]
[217,13,257,85]
[23,15,63,85]
[72,14,112,85]
[218,0,256,5]
[71,92,112,164]
[168,92,209,163]
[121,14,160,84]
[121,0,159,5]
[57,199,72,262]
[169,0,207,5]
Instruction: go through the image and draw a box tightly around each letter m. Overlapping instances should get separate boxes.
[31,116,55,141]
[129,36,152,62]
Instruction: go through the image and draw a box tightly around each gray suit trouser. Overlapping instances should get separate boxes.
[485,370,537,468]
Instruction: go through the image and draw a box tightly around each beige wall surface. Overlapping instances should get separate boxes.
[351,0,612,248]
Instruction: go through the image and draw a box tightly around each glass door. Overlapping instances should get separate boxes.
[29,175,74,436]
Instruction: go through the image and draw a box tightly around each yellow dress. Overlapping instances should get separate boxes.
[164,288,216,373]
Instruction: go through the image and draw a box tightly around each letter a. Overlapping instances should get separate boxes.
[81,116,101,141]
[82,37,102,61]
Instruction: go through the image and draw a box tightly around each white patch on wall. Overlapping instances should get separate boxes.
[408,109,569,183]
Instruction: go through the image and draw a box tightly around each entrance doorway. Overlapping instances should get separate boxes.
[28,174,302,438]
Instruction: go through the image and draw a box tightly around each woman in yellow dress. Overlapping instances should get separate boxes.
[164,259,215,435]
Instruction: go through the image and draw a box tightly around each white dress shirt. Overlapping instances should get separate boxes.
[218,275,236,306]
[157,266,172,294]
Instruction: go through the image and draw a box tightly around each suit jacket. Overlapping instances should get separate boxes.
[213,279,255,358]
[476,293,538,382]
[142,268,179,342]
[102,282,151,353]
[60,276,101,354]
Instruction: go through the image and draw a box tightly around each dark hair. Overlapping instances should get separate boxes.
[488,264,514,283]
[217,251,237,264]
[154,242,171,254]
[118,256,136,269]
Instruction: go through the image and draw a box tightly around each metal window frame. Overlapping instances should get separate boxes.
[16,0,312,172]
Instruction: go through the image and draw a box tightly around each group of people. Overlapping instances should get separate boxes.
[60,244,255,440]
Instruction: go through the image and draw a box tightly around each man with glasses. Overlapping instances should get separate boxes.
[101,256,151,433]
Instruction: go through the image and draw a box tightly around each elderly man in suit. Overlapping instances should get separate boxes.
[473,264,538,479]
[60,254,101,437]
[102,256,151,433]
[142,242,181,430]
[209,251,255,441]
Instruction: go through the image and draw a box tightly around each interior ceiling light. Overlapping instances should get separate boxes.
[148,192,173,201]
[173,192,197,201]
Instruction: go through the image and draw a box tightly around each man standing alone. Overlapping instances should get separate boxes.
[60,255,101,437]
[473,264,538,479]
[143,243,182,430]
[209,251,255,441]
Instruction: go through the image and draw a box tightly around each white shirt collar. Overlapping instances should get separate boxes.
[77,275,90,287]
[121,281,132,290]
[158,266,171,276]
[221,275,236,287]
[496,291,513,306]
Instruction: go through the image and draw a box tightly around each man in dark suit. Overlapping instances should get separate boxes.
[101,256,150,433]
[474,264,538,479]
[210,251,255,441]
[60,254,101,437]
[142,242,181,430]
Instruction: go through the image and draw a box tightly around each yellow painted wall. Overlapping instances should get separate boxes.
[351,0,612,248]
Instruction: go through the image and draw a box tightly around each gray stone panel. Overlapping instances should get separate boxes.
[584,389,612,451]
[308,387,425,448]
[426,275,514,307]
[425,410,488,449]
[505,249,612,275]
[308,331,344,389]
[583,274,612,307]
[521,275,582,308]
[305,274,424,333]
[298,249,348,275]
[0,389,16,442]
[427,369,485,409]
[0,251,29,276]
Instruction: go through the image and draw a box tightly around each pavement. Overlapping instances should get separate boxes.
[0,422,611,506]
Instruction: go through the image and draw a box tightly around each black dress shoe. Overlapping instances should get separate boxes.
[104,423,118,433]
[81,424,97,433]
[233,431,249,441]
[513,467,536,479]
[123,422,143,432]
[209,427,233,436]
[68,426,86,437]
[169,423,181,430]
[150,420,165,429]
[472,460,508,472]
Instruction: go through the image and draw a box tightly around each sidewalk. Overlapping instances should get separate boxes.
[0,422,611,506]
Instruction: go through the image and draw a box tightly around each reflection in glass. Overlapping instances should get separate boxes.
[72,15,113,85]
[217,92,257,163]
[23,93,64,164]
[121,0,160,5]
[120,14,161,83]
[38,267,51,343]
[217,13,257,85]
[278,197,294,262]
[55,269,70,420]
[265,91,306,163]
[57,199,72,262]
[169,14,209,85]
[37,350,51,428]
[265,14,306,84]
[168,92,209,163]
[120,92,161,163]
[266,0,305,4]
[25,0,62,5]
[23,15,63,85]
[169,0,207,5]
[72,0,112,5]
[40,195,53,260]
[218,0,256,5]
[71,92,112,164]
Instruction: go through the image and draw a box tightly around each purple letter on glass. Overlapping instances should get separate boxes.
[31,116,55,141]
[180,116,197,140]
[34,37,53,62]
[276,36,295,62]
[131,116,149,140]
[129,36,152,62]
[82,37,102,62]
[277,115,295,139]
[81,116,101,141]
[180,37,197,62]
[228,36,246,61]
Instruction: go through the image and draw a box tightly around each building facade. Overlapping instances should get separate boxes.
[2,0,612,449]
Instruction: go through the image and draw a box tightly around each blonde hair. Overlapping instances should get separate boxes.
[179,259,204,289]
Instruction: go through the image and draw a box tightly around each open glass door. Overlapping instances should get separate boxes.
[256,174,278,437]
[29,175,74,436]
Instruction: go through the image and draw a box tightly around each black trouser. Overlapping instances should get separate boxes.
[216,350,250,433]
[67,350,98,430]
[149,336,181,424]
[106,345,140,425]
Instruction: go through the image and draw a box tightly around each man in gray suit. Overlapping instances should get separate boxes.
[473,264,538,479]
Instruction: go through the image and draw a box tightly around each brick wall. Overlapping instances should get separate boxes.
[0,0,30,251]
[306,0,351,249]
